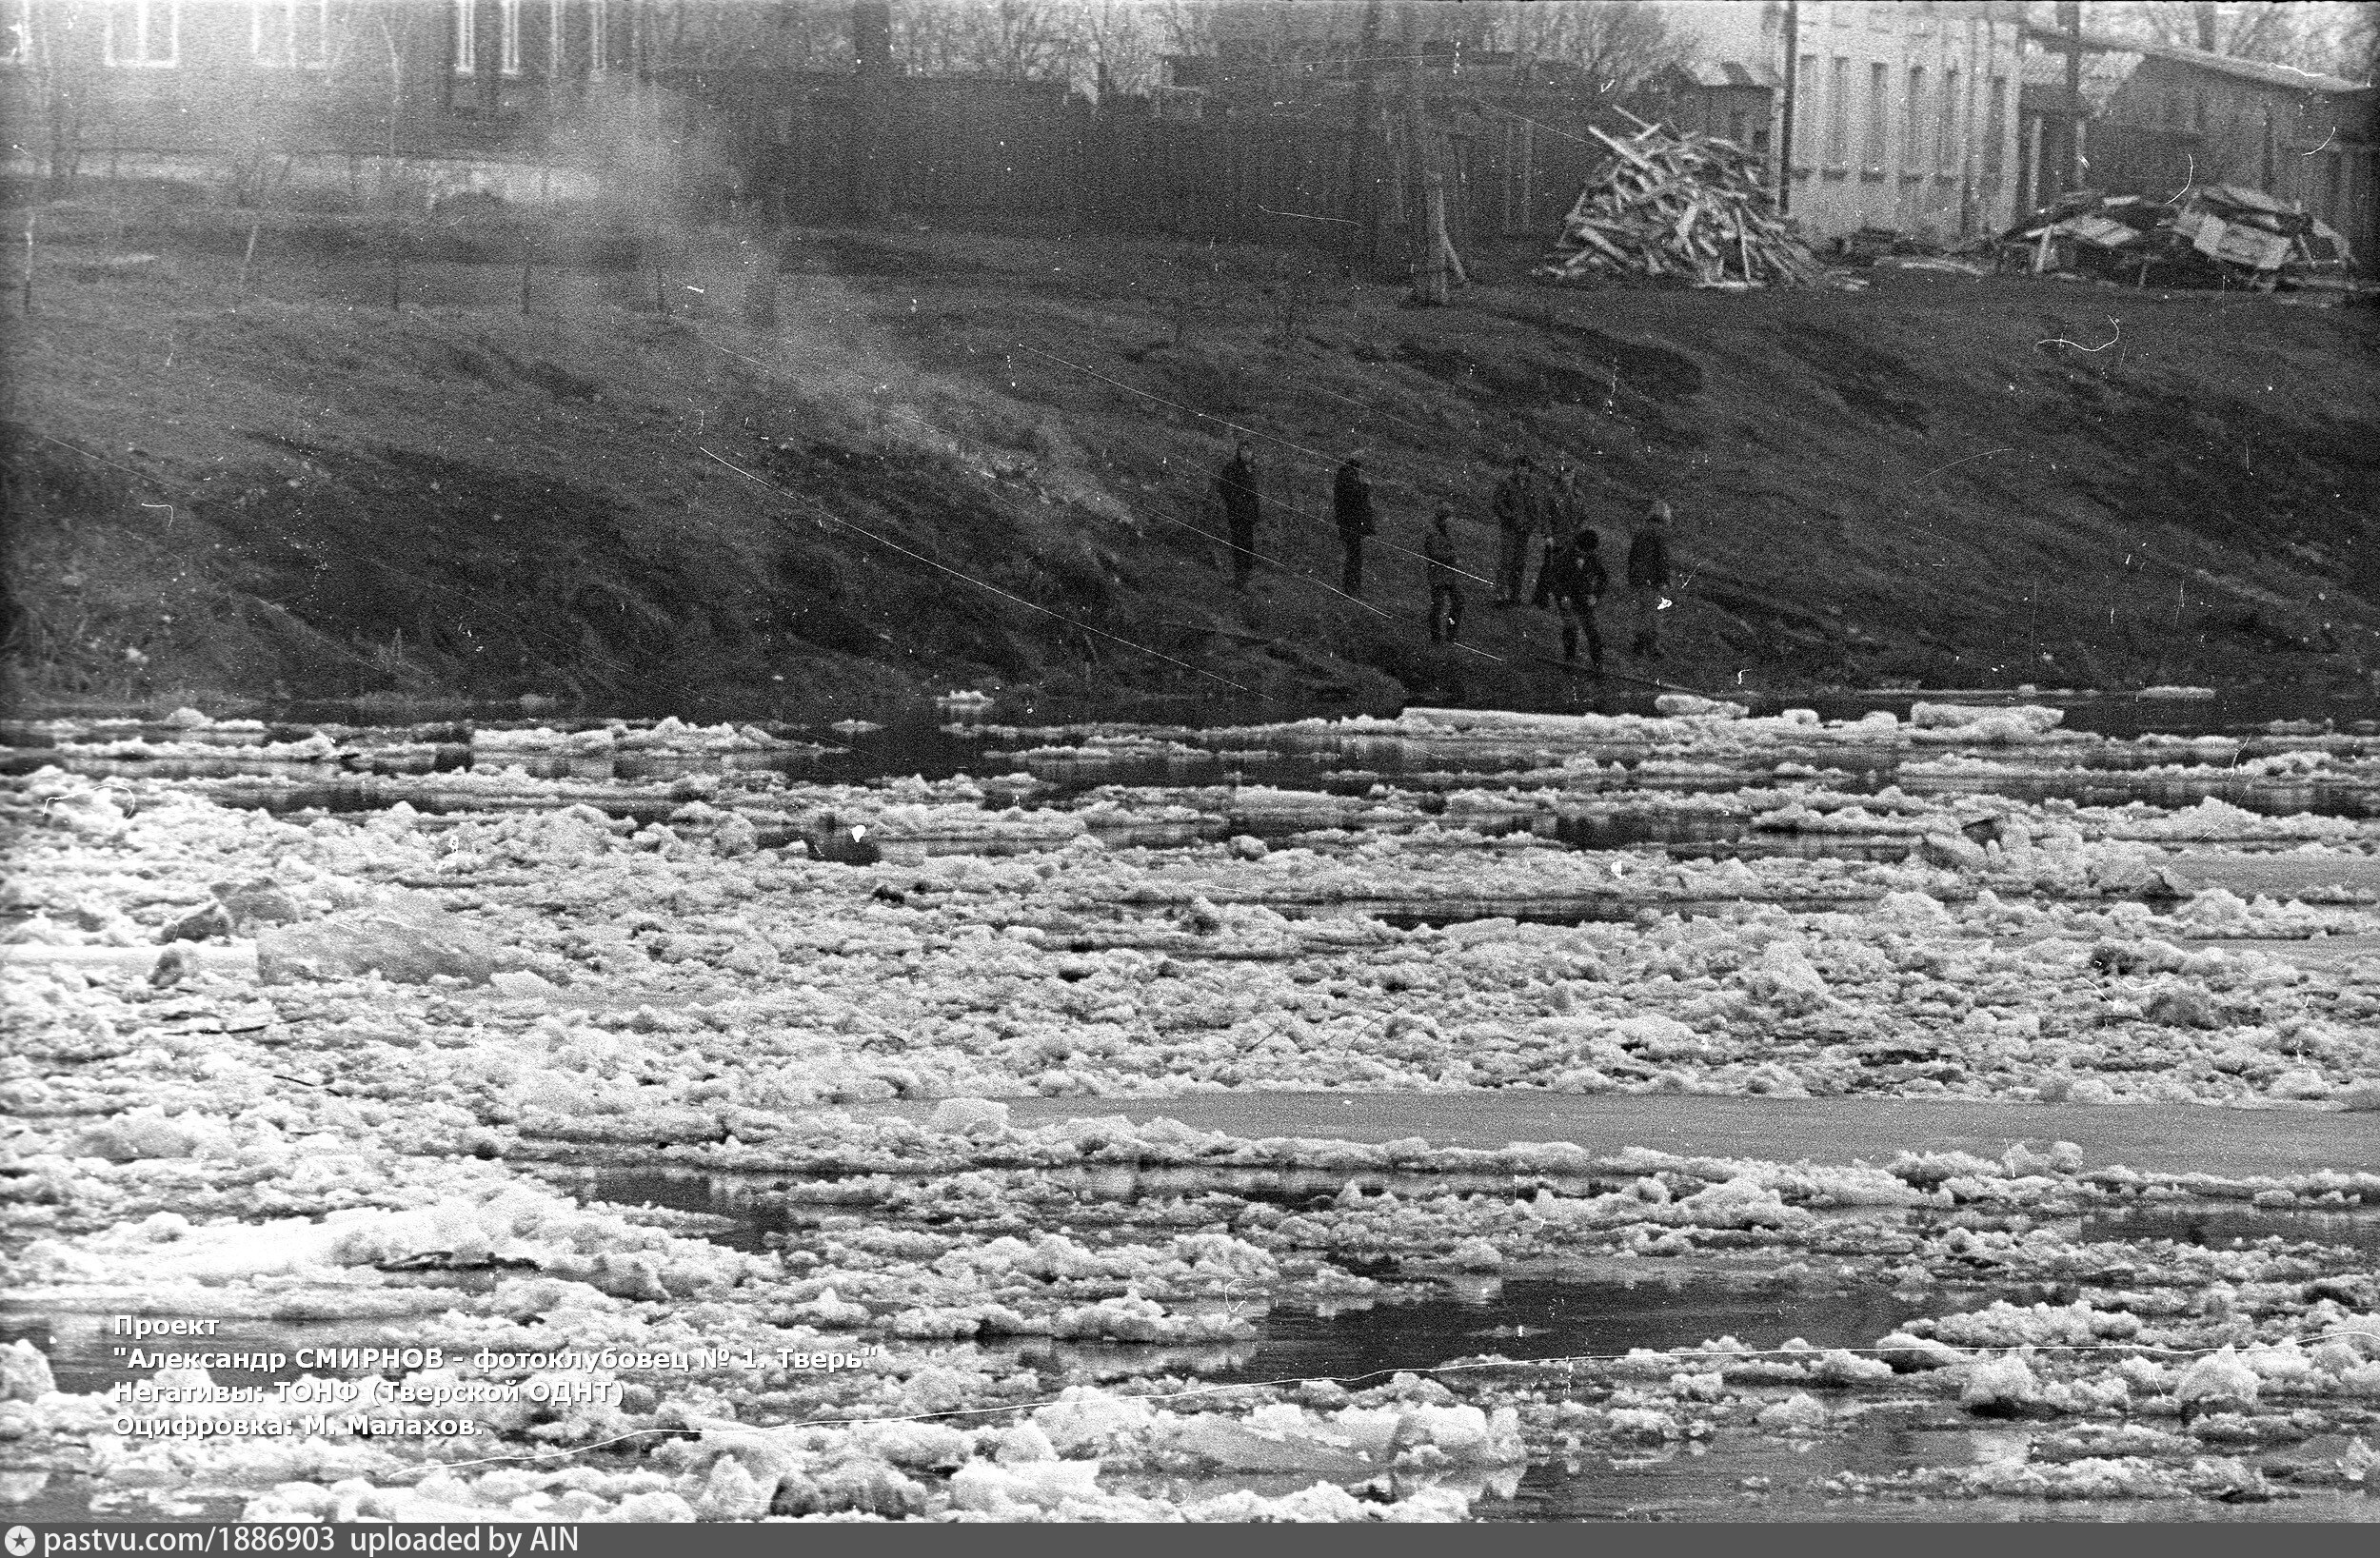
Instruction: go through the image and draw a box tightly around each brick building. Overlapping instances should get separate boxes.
[3,1,662,188]
[1666,0,2029,244]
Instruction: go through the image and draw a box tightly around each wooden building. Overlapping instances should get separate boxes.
[2017,24,2374,262]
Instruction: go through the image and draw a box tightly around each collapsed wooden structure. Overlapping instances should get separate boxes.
[2005,184,2365,293]
[1537,111,1822,288]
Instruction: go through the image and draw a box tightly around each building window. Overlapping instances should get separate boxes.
[1866,2,1889,30]
[1904,66,1926,170]
[589,0,608,77]
[1865,62,1888,167]
[105,1,180,68]
[454,0,521,76]
[1939,64,1958,169]
[1984,75,2007,173]
[1826,56,1850,163]
[252,1,329,68]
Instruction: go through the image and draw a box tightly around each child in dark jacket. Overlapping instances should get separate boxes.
[1539,529,1608,668]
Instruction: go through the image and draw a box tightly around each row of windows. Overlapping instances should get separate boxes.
[456,0,611,80]
[0,1,610,75]
[1797,51,2009,174]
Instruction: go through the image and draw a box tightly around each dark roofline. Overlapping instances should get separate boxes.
[2022,25,2368,95]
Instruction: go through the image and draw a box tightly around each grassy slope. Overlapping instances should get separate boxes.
[6,205,2378,717]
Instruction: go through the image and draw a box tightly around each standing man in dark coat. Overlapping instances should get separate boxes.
[1532,458,1585,609]
[1334,455,1377,598]
[1491,453,1547,607]
[1422,504,1463,644]
[1216,441,1261,589]
[1626,500,1673,661]
[1538,528,1608,669]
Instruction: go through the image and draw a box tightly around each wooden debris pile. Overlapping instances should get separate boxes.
[1538,111,1821,288]
[2004,185,2366,294]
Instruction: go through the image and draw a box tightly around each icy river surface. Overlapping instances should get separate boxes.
[5,691,2379,1523]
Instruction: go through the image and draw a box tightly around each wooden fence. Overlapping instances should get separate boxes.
[671,71,1628,260]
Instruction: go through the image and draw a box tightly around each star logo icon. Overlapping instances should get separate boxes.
[6,1525,35,1557]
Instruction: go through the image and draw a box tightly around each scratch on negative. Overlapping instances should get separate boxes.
[2303,128,2335,157]
[2038,317,2121,353]
[1256,206,1358,226]
[2160,152,2195,206]
[1915,446,2012,482]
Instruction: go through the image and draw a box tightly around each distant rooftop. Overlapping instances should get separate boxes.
[1661,61,1785,92]
[2024,25,2370,96]
[2017,48,2142,113]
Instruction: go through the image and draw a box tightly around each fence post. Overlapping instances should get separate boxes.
[1411,173,1450,306]
[1342,0,1386,270]
[744,227,781,328]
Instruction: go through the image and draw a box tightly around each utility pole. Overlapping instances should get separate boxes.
[1402,3,1426,281]
[850,1,894,225]
[2057,0,2084,193]
[1343,0,1386,271]
[1776,0,1798,216]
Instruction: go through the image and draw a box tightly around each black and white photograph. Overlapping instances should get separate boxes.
[4,0,2379,1531]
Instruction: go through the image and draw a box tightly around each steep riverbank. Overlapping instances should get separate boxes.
[7,200,2377,716]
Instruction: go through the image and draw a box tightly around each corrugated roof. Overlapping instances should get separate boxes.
[2019,48,2139,111]
[1661,60,1782,92]
[2025,27,2369,95]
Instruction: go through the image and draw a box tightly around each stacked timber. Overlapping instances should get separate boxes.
[1538,112,1821,287]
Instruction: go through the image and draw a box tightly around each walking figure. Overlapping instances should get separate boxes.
[1491,452,1549,607]
[1538,528,1607,669]
[1422,505,1463,644]
[1334,455,1376,598]
[1532,459,1585,608]
[1215,440,1261,588]
[1626,500,1673,661]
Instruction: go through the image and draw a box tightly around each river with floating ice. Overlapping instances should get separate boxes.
[5,688,2378,1522]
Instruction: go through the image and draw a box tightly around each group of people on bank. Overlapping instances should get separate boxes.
[1211,443,1675,670]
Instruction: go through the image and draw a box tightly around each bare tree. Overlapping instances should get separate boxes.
[1053,0,1164,96]
[891,0,1072,80]
[2093,0,2376,77]
[23,0,106,197]
[1488,0,1686,97]
[1145,0,1220,61]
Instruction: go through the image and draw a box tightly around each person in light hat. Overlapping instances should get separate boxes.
[1626,500,1673,661]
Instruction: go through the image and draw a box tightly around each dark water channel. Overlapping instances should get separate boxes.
[2077,1204,2380,1260]
[12,696,2380,840]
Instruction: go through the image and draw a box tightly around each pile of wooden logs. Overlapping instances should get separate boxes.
[1538,112,1821,287]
